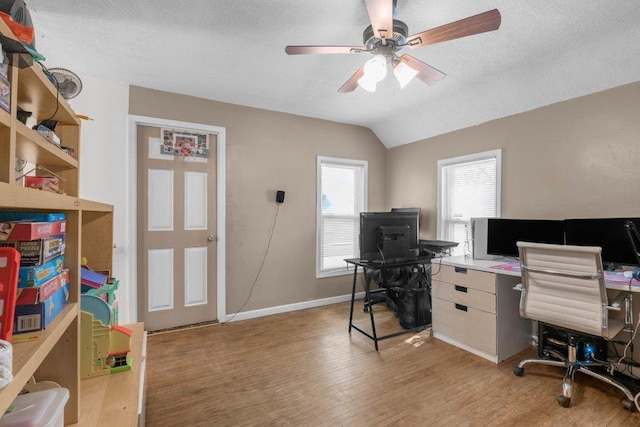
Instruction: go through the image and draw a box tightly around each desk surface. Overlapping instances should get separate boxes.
[439,255,640,293]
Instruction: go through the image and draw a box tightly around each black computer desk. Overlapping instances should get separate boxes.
[345,256,433,350]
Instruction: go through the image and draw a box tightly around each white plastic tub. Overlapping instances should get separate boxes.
[0,388,69,427]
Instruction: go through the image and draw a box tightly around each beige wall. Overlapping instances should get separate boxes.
[388,81,640,239]
[129,86,387,314]
[128,81,638,317]
[388,81,640,364]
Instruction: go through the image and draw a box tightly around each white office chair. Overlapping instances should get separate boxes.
[512,242,637,411]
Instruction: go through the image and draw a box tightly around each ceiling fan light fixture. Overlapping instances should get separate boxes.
[363,54,387,82]
[357,74,378,92]
[286,4,502,94]
[393,61,418,89]
[357,54,387,92]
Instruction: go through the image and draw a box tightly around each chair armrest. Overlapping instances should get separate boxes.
[513,283,526,318]
[607,292,634,330]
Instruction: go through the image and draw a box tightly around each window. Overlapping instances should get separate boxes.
[437,149,502,255]
[317,156,367,278]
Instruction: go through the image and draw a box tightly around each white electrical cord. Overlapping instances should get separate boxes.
[616,310,640,367]
[0,340,13,388]
[226,204,280,322]
[613,302,640,411]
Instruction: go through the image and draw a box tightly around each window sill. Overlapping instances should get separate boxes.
[317,268,354,279]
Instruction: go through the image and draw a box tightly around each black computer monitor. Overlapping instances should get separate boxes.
[391,207,421,214]
[391,207,421,237]
[360,211,419,261]
[565,218,640,267]
[486,218,565,258]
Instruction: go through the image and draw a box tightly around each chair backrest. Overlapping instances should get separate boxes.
[517,242,609,338]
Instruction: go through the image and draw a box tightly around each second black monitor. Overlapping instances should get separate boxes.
[486,218,565,258]
[565,217,640,266]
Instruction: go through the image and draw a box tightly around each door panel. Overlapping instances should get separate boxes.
[137,124,217,330]
[184,247,208,306]
[148,169,174,231]
[148,248,174,311]
[184,171,207,230]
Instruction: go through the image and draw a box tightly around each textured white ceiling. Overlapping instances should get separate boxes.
[25,0,640,148]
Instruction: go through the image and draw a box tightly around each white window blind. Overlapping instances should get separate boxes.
[437,150,501,255]
[317,156,367,278]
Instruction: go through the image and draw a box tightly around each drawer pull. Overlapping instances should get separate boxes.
[454,267,468,274]
[455,303,468,312]
[455,285,468,293]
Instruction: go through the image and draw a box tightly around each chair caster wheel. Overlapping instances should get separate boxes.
[622,398,638,412]
[556,395,571,408]
[512,366,524,377]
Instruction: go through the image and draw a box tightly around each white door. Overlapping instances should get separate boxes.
[137,124,217,331]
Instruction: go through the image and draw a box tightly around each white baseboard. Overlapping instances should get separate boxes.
[223,291,365,322]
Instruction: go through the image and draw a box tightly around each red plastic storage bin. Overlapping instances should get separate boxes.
[0,247,20,341]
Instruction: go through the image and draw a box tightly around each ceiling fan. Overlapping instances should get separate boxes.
[285,0,501,93]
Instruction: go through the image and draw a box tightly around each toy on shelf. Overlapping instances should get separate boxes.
[80,263,119,323]
[80,266,107,293]
[0,214,66,268]
[0,213,69,342]
[80,294,131,378]
[0,219,65,241]
[17,255,64,288]
[85,279,119,305]
[85,279,120,324]
[15,270,68,305]
[0,235,65,267]
[0,212,65,223]
[13,282,69,334]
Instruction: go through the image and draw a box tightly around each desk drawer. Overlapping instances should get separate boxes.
[437,265,496,294]
[432,281,496,314]
[432,296,497,356]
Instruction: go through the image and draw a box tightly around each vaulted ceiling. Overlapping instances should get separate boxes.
[26,0,640,147]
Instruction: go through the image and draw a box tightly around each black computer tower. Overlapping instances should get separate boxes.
[538,323,607,362]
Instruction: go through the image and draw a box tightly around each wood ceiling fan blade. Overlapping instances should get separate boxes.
[406,9,501,49]
[364,0,394,40]
[338,65,365,93]
[399,54,446,85]
[285,45,365,55]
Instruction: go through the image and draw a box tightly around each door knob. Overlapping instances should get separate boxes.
[207,235,216,242]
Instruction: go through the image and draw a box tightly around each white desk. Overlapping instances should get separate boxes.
[431,256,638,364]
[438,255,640,293]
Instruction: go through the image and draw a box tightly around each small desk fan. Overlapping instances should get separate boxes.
[48,67,83,99]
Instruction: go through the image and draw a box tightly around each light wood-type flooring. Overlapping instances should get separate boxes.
[146,301,639,426]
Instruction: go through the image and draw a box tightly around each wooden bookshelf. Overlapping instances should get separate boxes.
[0,303,78,415]
[0,18,116,425]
